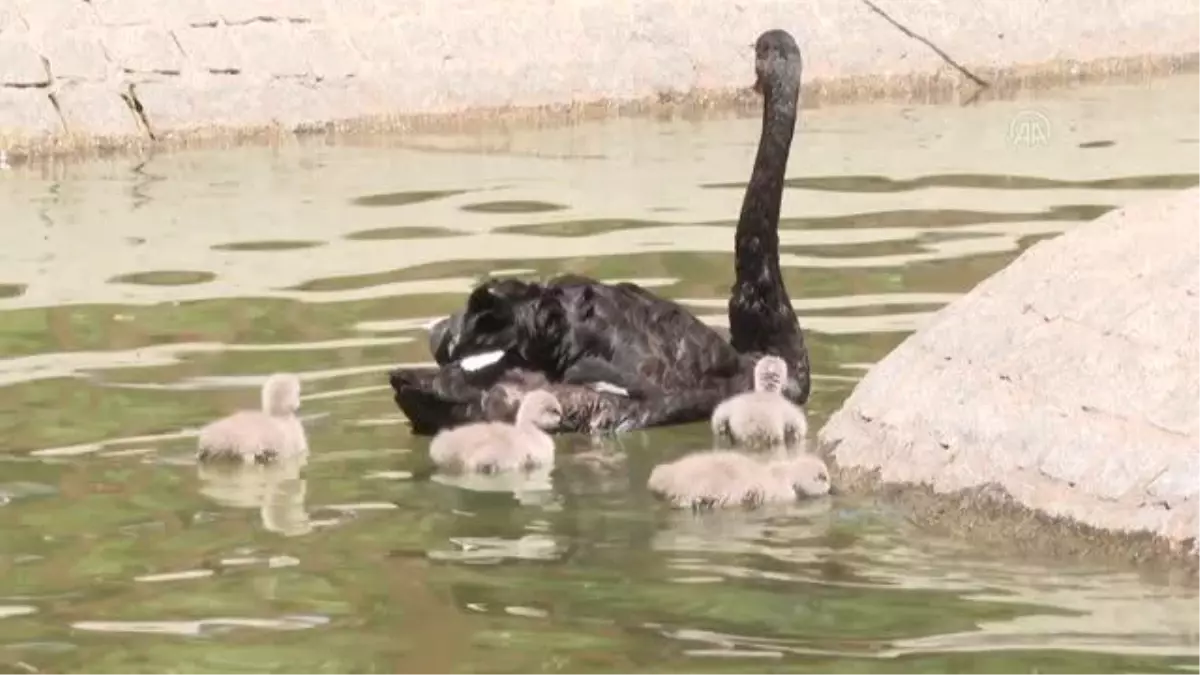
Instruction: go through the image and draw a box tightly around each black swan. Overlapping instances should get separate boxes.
[197,373,308,462]
[390,29,809,434]
[647,449,832,509]
[711,355,809,448]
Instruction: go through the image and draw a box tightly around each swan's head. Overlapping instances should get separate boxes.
[515,389,563,430]
[262,373,302,416]
[753,29,802,95]
[449,279,540,363]
[753,355,788,394]
[426,311,464,365]
[770,452,831,498]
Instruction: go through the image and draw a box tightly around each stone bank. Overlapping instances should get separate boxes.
[819,188,1200,564]
[0,0,1197,152]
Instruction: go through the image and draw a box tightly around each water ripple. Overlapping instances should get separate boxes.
[0,75,1195,673]
[71,615,330,636]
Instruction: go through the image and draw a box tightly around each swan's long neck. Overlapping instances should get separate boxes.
[738,86,797,266]
[728,78,805,366]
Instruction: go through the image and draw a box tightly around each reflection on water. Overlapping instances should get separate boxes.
[0,75,1197,673]
[431,466,559,508]
[198,456,314,537]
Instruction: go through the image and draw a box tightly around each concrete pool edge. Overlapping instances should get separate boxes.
[818,187,1200,576]
[2,52,1196,163]
[0,0,1197,159]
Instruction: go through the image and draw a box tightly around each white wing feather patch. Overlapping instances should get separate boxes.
[589,382,630,397]
[459,350,505,372]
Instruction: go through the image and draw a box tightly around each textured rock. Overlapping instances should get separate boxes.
[0,37,50,87]
[0,4,25,32]
[296,26,362,80]
[54,82,142,136]
[14,0,98,32]
[34,30,113,81]
[104,26,186,75]
[207,0,326,25]
[129,77,377,133]
[819,188,1200,553]
[332,0,392,21]
[231,22,360,79]
[132,80,277,132]
[0,0,1196,148]
[173,24,244,74]
[262,78,381,128]
[0,90,62,135]
[88,0,218,27]
[231,21,312,78]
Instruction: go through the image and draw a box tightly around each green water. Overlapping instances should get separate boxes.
[0,76,1198,673]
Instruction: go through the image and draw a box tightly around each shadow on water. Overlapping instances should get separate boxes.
[494,204,1116,237]
[344,226,466,241]
[460,200,568,214]
[350,188,469,208]
[109,271,219,286]
[212,240,327,252]
[701,172,1200,193]
[0,75,1197,673]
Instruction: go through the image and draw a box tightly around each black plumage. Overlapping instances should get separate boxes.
[390,29,810,435]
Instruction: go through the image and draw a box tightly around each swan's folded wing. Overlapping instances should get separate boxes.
[592,281,741,384]
[442,276,741,393]
[391,360,731,435]
[390,366,490,435]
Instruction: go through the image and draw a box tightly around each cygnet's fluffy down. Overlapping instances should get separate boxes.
[647,449,831,510]
[711,355,808,448]
[429,389,562,473]
[197,373,308,463]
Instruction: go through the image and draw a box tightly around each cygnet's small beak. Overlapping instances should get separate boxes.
[826,484,840,496]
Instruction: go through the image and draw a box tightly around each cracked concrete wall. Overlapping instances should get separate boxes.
[819,188,1199,559]
[0,0,1197,149]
